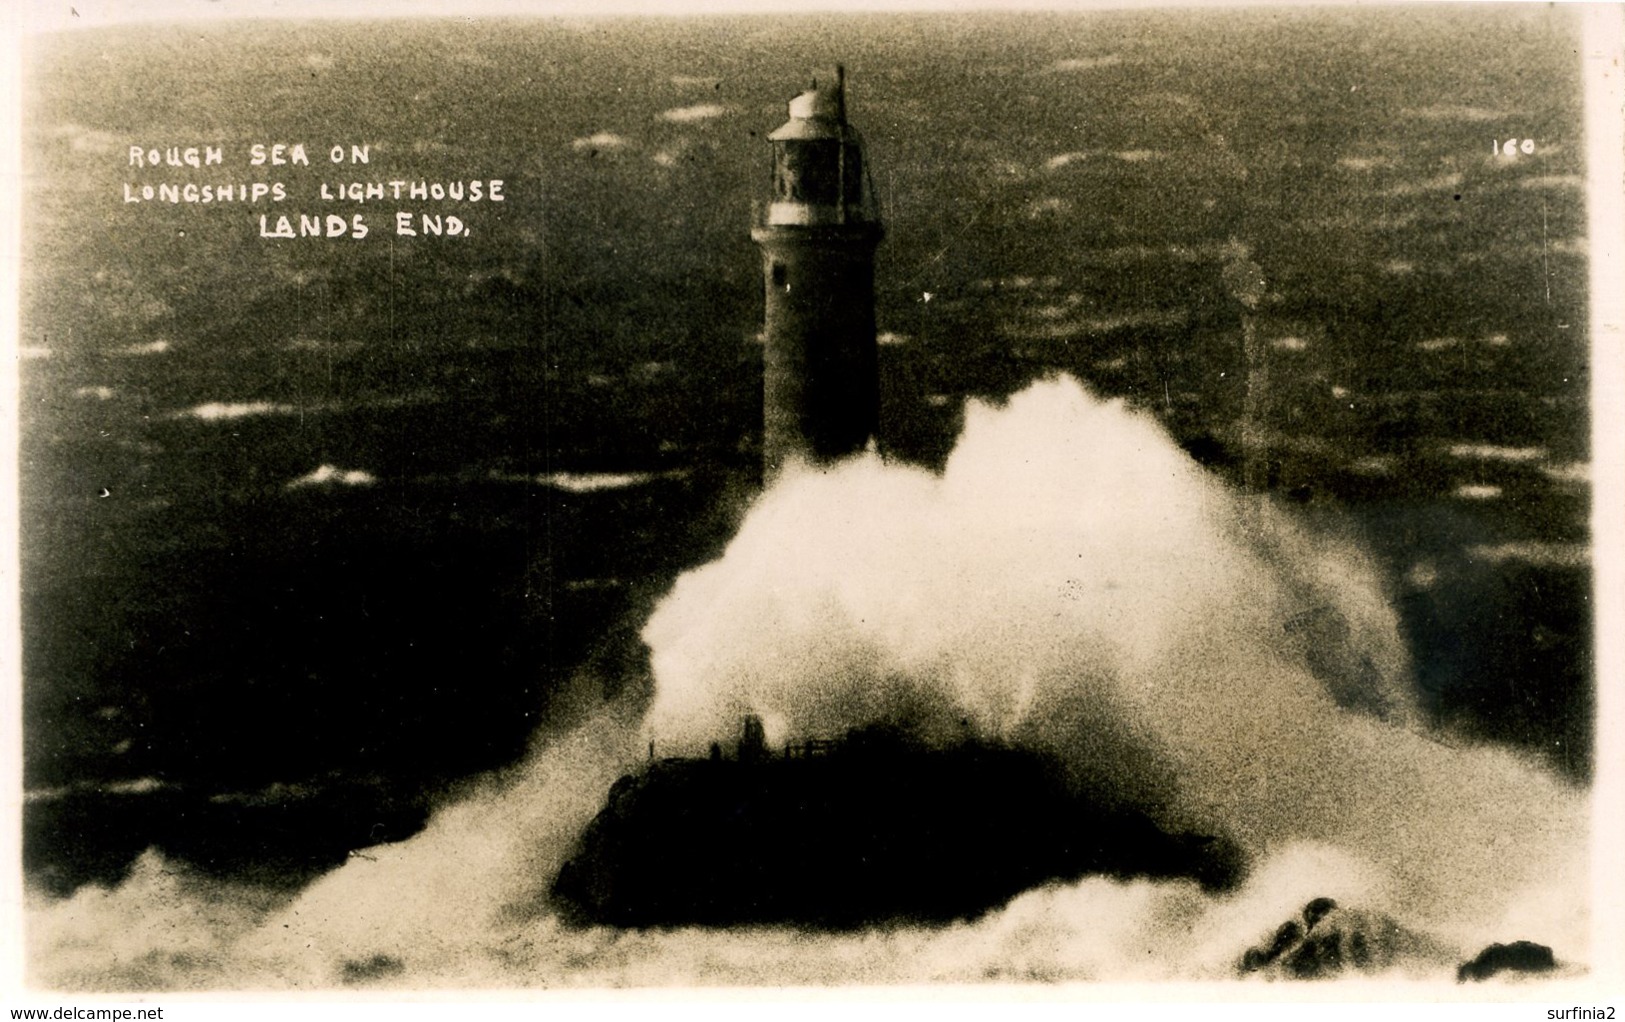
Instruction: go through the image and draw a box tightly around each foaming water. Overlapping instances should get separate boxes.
[642,376,1585,955]
[26,376,1587,989]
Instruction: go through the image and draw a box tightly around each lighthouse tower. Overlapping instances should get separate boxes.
[752,66,884,478]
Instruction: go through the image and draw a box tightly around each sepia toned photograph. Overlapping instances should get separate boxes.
[8,0,1618,997]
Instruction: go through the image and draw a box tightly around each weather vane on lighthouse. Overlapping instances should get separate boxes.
[752,65,885,479]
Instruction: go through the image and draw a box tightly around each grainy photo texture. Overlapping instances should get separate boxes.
[16,2,1600,990]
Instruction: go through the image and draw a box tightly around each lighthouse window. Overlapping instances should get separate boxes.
[778,141,840,205]
[771,262,786,287]
[773,146,797,201]
[842,145,863,206]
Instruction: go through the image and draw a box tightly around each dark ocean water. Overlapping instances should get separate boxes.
[20,7,1590,897]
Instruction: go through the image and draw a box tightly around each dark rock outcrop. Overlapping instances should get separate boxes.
[1457,941,1557,982]
[552,728,1244,929]
[1240,897,1450,979]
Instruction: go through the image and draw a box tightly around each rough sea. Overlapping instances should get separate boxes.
[18,6,1594,989]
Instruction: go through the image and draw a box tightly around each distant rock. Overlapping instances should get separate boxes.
[1239,897,1451,979]
[340,953,404,984]
[1457,941,1557,982]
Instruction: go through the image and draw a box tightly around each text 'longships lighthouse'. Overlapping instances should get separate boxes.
[753,66,884,478]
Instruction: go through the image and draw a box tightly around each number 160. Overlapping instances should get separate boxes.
[1493,138,1536,155]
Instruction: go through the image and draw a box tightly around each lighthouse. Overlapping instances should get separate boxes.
[752,66,884,478]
